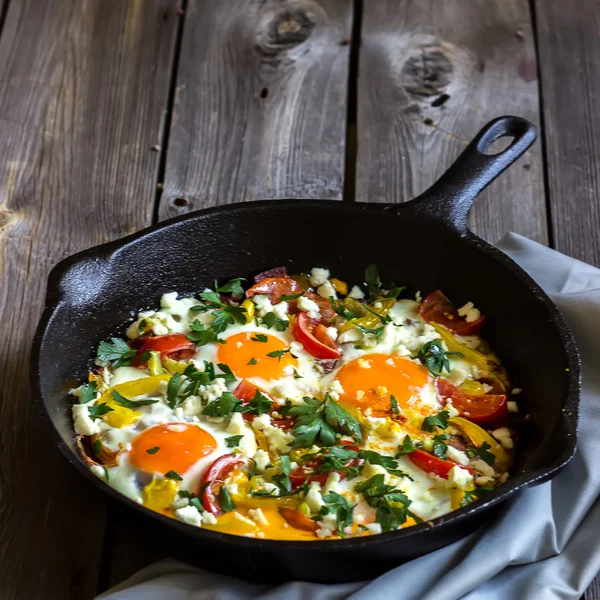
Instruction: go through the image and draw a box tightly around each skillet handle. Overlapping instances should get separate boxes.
[406,116,537,232]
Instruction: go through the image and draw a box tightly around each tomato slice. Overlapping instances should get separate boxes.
[134,334,196,367]
[435,377,508,428]
[293,312,341,360]
[245,277,304,304]
[419,290,485,335]
[279,508,319,532]
[408,449,472,479]
[199,453,247,514]
[254,266,287,283]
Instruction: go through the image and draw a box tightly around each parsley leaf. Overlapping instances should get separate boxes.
[460,487,492,507]
[266,348,296,361]
[331,299,362,321]
[178,490,205,513]
[111,390,158,409]
[215,363,237,383]
[384,284,406,299]
[395,435,416,457]
[365,264,382,303]
[165,470,183,481]
[261,312,289,332]
[466,442,496,466]
[219,487,236,512]
[187,320,224,346]
[421,410,450,432]
[97,337,136,368]
[432,434,450,459]
[415,340,463,376]
[79,381,97,404]
[247,357,257,365]
[225,435,244,448]
[88,403,114,419]
[272,455,292,494]
[166,372,182,409]
[390,395,400,415]
[214,278,245,297]
[293,369,303,379]
[363,304,392,325]
[312,446,361,479]
[202,392,243,417]
[146,446,160,454]
[357,324,385,339]
[199,290,222,305]
[280,291,305,301]
[93,439,102,456]
[320,491,354,537]
[322,394,363,442]
[359,450,414,480]
[251,334,268,343]
[241,389,273,416]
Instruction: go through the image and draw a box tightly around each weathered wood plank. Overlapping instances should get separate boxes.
[0,1,179,598]
[534,0,600,268]
[357,0,546,244]
[158,0,352,219]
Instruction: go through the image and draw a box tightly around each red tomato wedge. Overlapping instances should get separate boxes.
[245,277,304,304]
[435,377,508,428]
[134,334,196,366]
[419,290,485,335]
[279,508,319,532]
[254,266,287,283]
[199,453,247,514]
[293,312,341,360]
[233,380,295,429]
[408,449,472,479]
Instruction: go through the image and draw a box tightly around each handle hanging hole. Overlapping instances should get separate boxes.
[482,135,515,156]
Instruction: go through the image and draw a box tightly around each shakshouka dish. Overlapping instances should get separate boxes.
[71,266,521,540]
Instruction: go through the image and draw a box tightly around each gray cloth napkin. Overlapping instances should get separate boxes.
[97,233,600,600]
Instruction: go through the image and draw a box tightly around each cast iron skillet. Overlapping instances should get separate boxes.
[32,116,580,583]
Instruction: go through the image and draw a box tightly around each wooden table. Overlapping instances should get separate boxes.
[1,1,598,598]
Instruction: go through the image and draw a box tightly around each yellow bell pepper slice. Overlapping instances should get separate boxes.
[459,380,486,395]
[163,358,188,374]
[143,478,178,511]
[148,351,163,376]
[330,278,348,296]
[100,374,171,428]
[449,417,510,468]
[241,299,255,323]
[340,298,396,333]
[432,323,496,371]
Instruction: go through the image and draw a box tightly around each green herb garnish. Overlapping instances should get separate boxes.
[79,381,97,404]
[97,337,136,368]
[165,470,183,481]
[111,390,159,409]
[88,403,114,419]
[225,435,244,448]
[251,334,268,343]
[415,340,463,376]
[421,410,450,432]
[202,392,243,418]
[219,487,236,512]
[146,446,160,454]
[466,442,496,466]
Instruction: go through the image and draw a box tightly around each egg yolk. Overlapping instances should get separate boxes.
[129,423,217,475]
[217,332,298,380]
[335,354,429,417]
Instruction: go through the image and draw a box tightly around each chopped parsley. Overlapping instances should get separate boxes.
[225,435,244,448]
[280,394,362,448]
[79,381,97,404]
[331,299,362,321]
[218,487,236,512]
[215,363,237,383]
[272,455,292,494]
[165,470,183,481]
[309,446,361,479]
[320,492,354,537]
[93,439,102,456]
[280,291,305,301]
[466,442,496,466]
[187,320,224,346]
[432,434,450,459]
[415,340,463,376]
[146,446,160,454]
[202,392,243,418]
[261,312,289,332]
[111,390,159,409]
[359,450,413,480]
[166,372,183,409]
[88,403,114,419]
[365,264,382,303]
[421,410,450,432]
[214,277,245,297]
[266,348,296,361]
[293,369,303,379]
[384,284,406,299]
[395,435,416,457]
[97,337,136,368]
[390,395,400,415]
[460,487,492,507]
[247,357,257,365]
[251,334,268,343]
[241,389,273,416]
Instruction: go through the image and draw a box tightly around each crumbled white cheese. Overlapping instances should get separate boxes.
[330,379,345,395]
[305,482,325,513]
[457,302,481,323]
[491,427,514,450]
[337,328,363,344]
[262,482,280,496]
[471,459,496,478]
[355,390,365,401]
[175,505,202,527]
[366,523,382,535]
[253,449,270,472]
[253,294,274,317]
[446,466,474,490]
[252,413,272,431]
[445,402,460,419]
[448,364,470,387]
[297,295,321,320]
[171,496,189,510]
[482,383,494,394]
[90,464,106,480]
[181,395,202,416]
[507,401,519,413]
[317,280,337,300]
[325,326,338,341]
[72,404,100,436]
[198,378,228,403]
[323,471,342,494]
[201,512,218,525]
[309,268,330,287]
[227,412,246,435]
[271,301,289,320]
[225,483,239,496]
[316,513,337,538]
[348,285,365,300]
[248,508,269,526]
[446,446,469,466]
[357,358,371,369]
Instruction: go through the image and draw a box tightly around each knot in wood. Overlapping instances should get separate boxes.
[401,44,453,97]
[256,6,316,59]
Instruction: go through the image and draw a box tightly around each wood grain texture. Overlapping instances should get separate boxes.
[534,0,600,268]
[158,0,352,219]
[357,0,547,244]
[0,1,178,598]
